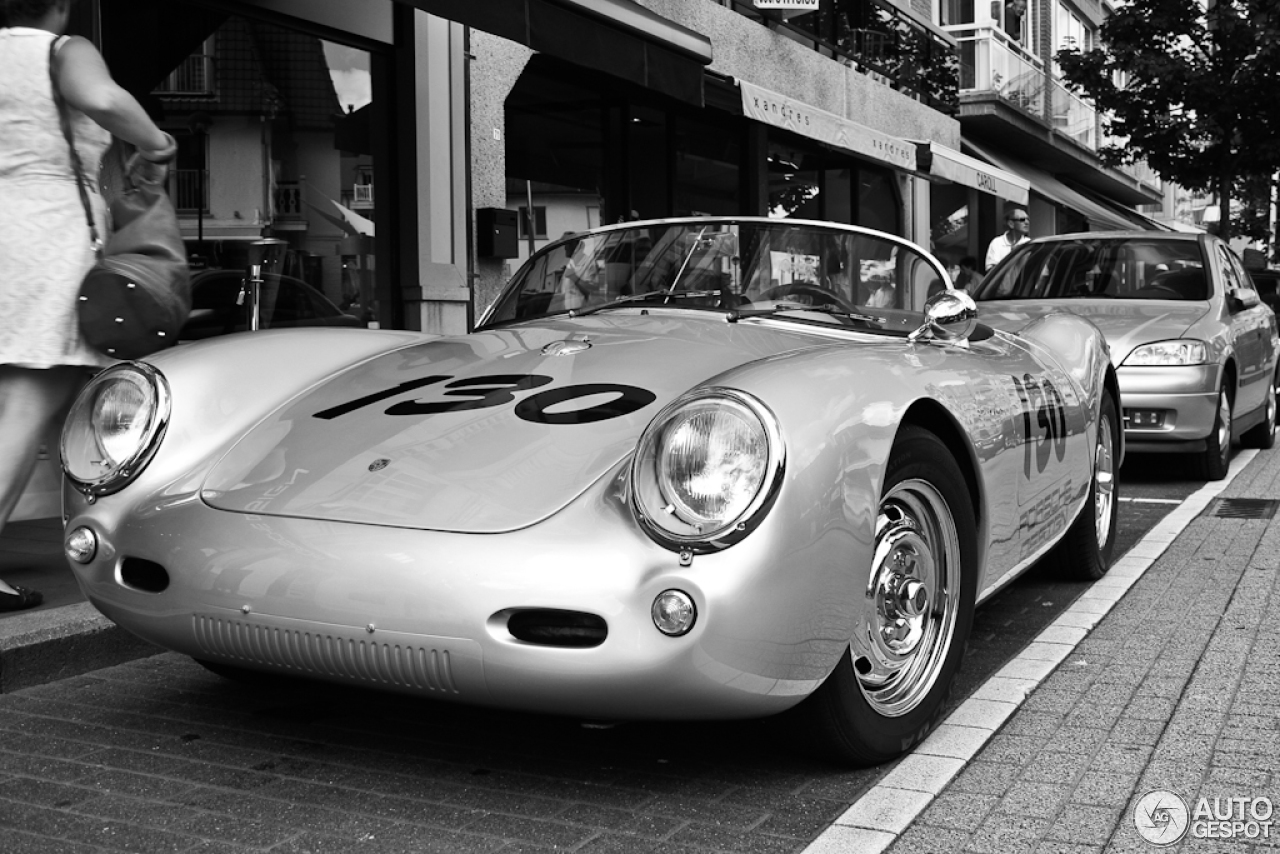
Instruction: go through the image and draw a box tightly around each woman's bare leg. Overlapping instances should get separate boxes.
[0,365,87,595]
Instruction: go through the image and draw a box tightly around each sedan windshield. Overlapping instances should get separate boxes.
[972,237,1210,302]
[480,219,947,331]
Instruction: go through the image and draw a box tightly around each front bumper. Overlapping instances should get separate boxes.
[1118,364,1219,449]
[63,489,848,721]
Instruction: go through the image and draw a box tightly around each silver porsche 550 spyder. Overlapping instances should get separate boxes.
[60,217,1121,765]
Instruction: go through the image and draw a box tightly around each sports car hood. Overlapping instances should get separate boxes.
[977,300,1209,364]
[201,316,821,533]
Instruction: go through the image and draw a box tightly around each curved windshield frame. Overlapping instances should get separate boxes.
[478,218,949,333]
[972,237,1211,302]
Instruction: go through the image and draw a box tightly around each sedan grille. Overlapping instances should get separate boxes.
[193,615,460,693]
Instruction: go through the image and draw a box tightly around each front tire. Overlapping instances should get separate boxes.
[1190,385,1232,481]
[795,425,977,765]
[1049,393,1118,581]
[1241,367,1278,450]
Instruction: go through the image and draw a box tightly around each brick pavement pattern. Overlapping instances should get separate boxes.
[0,651,886,853]
[889,447,1280,854]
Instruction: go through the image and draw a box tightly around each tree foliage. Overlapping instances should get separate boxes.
[1057,0,1280,241]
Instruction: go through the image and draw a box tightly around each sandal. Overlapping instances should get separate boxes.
[0,585,43,612]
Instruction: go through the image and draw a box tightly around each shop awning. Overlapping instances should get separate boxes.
[401,0,712,105]
[963,140,1150,232]
[740,80,917,171]
[911,141,1028,205]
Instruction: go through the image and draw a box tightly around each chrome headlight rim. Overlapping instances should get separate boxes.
[60,362,171,497]
[1121,338,1209,367]
[630,387,785,553]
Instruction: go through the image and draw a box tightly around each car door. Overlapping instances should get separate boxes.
[1217,243,1271,417]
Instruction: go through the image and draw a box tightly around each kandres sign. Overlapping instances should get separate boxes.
[754,0,821,9]
[739,80,918,172]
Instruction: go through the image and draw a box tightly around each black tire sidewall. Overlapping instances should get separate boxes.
[1199,386,1231,480]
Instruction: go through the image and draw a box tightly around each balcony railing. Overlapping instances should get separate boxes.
[171,169,208,214]
[715,0,959,115]
[1098,135,1162,188]
[153,54,214,96]
[274,180,303,220]
[949,26,1044,117]
[1049,77,1096,150]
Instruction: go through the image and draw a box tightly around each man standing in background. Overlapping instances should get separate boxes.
[985,207,1030,272]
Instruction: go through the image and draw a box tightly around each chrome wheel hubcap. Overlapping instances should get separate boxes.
[1217,390,1231,461]
[1094,413,1116,545]
[853,479,960,717]
[1267,380,1277,436]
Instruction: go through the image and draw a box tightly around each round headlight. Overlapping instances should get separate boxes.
[631,388,783,550]
[61,363,170,496]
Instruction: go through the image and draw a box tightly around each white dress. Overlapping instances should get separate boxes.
[0,28,111,369]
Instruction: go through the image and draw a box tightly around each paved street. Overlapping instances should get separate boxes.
[0,447,1274,852]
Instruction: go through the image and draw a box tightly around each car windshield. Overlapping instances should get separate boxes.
[479,219,947,332]
[972,237,1210,302]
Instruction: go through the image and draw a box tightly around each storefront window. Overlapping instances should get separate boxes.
[673,113,741,217]
[101,0,388,328]
[768,142,821,220]
[505,60,606,265]
[857,165,900,236]
[930,182,971,268]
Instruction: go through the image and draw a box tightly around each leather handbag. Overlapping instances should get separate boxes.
[49,40,191,360]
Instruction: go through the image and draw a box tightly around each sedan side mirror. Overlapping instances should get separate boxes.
[1231,288,1262,311]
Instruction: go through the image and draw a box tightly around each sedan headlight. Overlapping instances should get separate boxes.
[631,388,784,551]
[1122,340,1208,367]
[61,362,170,497]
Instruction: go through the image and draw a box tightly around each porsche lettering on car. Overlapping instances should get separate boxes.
[60,217,1121,764]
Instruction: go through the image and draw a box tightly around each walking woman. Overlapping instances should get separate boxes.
[0,0,175,611]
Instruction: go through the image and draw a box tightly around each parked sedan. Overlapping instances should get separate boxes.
[181,269,362,340]
[60,217,1119,765]
[973,232,1279,479]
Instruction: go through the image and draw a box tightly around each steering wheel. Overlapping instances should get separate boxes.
[759,284,858,313]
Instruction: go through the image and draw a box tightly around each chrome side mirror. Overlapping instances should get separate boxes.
[909,289,978,344]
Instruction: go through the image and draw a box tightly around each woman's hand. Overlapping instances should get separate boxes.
[125,133,177,185]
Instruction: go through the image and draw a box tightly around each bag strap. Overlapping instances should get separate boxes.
[47,37,103,259]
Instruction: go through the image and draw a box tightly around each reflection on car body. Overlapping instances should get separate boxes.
[973,231,1279,480]
[61,217,1120,766]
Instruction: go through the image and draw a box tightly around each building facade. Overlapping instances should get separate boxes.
[68,0,1163,336]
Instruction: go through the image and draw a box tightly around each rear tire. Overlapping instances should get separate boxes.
[1190,385,1232,481]
[794,425,977,765]
[1049,393,1118,581]
[1241,368,1278,450]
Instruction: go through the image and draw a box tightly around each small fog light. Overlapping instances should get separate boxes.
[651,589,697,636]
[65,526,98,564]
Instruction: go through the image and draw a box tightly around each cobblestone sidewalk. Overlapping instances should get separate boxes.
[885,447,1280,853]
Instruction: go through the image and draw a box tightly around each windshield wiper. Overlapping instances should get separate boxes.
[568,290,724,318]
[728,303,884,326]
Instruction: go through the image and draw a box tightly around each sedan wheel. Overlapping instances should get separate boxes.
[795,425,976,765]
[1191,386,1232,481]
[1242,369,1278,450]
[1050,393,1119,580]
